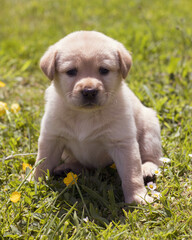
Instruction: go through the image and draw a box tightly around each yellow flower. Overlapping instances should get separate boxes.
[0,101,8,117]
[110,163,116,169]
[22,163,32,171]
[0,81,6,87]
[10,192,21,203]
[11,103,21,113]
[63,172,78,186]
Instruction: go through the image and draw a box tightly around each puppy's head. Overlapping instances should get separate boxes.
[40,31,132,110]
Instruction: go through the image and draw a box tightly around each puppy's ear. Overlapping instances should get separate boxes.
[40,46,57,80]
[117,44,132,79]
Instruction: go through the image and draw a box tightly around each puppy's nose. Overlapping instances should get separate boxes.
[81,88,98,98]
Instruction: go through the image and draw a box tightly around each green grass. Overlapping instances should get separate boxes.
[0,0,192,239]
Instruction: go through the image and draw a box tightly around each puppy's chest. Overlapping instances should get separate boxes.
[60,117,110,167]
[60,114,109,142]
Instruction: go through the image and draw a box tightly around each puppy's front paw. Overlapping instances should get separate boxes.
[28,169,44,182]
[125,190,153,205]
[142,161,158,178]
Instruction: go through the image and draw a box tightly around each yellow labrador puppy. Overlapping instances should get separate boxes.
[34,31,162,204]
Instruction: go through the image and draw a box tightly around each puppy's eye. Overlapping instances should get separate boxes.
[99,67,109,75]
[66,68,78,77]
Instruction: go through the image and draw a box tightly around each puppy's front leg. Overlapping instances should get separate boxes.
[34,135,65,180]
[109,140,153,204]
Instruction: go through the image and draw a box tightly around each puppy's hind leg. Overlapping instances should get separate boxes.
[53,151,84,177]
[139,109,162,181]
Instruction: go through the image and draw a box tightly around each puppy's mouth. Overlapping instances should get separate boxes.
[79,88,101,108]
[80,99,100,108]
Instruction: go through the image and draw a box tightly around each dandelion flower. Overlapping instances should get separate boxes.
[160,157,171,163]
[0,101,8,117]
[147,181,156,191]
[10,192,21,203]
[110,163,116,169]
[22,163,32,171]
[151,191,161,199]
[0,81,6,87]
[188,154,192,158]
[152,168,161,176]
[63,172,78,186]
[11,103,21,113]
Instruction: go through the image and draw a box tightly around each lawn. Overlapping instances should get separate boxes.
[0,0,192,239]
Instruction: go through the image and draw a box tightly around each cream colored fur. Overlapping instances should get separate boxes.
[34,31,162,204]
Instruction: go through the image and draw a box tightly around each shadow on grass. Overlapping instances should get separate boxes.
[44,167,135,225]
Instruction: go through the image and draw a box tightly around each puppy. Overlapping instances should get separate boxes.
[34,31,162,204]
